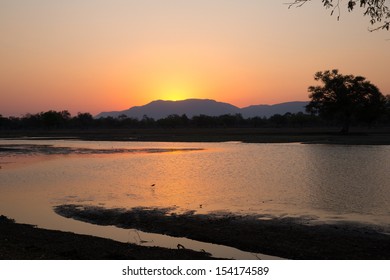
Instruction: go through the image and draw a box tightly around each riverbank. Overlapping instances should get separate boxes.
[55,205,390,260]
[2,206,390,260]
[0,215,215,260]
[1,127,390,144]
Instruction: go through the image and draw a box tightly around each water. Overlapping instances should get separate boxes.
[1,139,390,259]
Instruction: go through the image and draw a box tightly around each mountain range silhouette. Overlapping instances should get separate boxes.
[96,99,308,120]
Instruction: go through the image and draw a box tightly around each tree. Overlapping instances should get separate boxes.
[73,112,94,128]
[41,110,71,129]
[287,0,390,31]
[306,69,386,133]
[384,94,390,122]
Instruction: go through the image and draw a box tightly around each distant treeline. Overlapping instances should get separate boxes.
[1,109,390,130]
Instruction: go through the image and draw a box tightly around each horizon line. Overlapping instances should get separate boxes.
[1,98,309,118]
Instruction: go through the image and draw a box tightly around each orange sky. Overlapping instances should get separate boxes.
[1,0,389,116]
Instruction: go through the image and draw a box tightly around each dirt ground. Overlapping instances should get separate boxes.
[0,215,216,260]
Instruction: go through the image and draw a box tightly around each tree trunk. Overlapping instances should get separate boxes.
[340,119,350,134]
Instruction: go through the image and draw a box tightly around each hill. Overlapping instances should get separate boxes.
[241,101,309,118]
[96,99,308,119]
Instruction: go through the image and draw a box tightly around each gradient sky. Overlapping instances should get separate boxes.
[1,0,389,116]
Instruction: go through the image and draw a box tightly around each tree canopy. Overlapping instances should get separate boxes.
[288,0,390,31]
[306,69,387,133]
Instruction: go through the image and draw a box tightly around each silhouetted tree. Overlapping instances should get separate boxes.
[2,107,389,131]
[0,114,6,129]
[41,110,71,129]
[119,116,139,128]
[21,113,42,128]
[192,115,216,127]
[383,94,390,123]
[73,112,94,128]
[216,114,244,127]
[288,111,323,127]
[96,116,119,128]
[268,114,287,127]
[141,115,155,127]
[157,114,186,128]
[117,114,128,121]
[288,0,390,31]
[248,116,267,127]
[306,69,386,133]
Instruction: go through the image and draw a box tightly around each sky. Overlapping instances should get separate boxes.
[1,0,389,117]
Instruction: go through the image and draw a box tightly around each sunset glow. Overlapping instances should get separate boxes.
[157,84,194,102]
[2,0,390,266]
[0,0,389,116]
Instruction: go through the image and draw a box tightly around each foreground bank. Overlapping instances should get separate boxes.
[55,205,390,260]
[0,215,215,260]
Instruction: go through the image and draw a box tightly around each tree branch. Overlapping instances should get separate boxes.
[286,0,390,31]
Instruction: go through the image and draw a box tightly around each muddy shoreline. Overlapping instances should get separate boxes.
[0,215,216,260]
[54,204,390,260]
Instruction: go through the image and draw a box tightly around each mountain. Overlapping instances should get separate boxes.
[97,99,240,119]
[96,99,308,119]
[240,101,308,118]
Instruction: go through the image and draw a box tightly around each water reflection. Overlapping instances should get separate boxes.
[2,139,390,257]
[303,145,390,219]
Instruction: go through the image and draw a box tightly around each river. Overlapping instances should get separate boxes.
[1,139,389,259]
